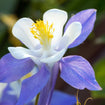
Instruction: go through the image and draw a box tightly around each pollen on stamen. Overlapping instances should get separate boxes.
[30,20,54,49]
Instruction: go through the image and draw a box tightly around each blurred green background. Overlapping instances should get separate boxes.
[0,0,105,105]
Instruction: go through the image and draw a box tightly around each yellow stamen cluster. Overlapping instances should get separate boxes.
[30,20,54,49]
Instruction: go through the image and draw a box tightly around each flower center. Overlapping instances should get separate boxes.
[30,20,54,50]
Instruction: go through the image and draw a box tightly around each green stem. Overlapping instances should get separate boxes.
[35,93,40,105]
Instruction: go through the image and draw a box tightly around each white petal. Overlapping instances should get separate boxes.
[40,48,67,63]
[43,9,68,47]
[8,81,21,98]
[57,22,82,50]
[0,83,7,98]
[8,47,41,60]
[12,18,40,50]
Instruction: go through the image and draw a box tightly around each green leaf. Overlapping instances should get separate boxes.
[0,0,19,13]
[92,57,105,98]
[95,34,105,44]
[0,23,7,45]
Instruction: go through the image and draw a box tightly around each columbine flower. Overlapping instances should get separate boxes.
[0,9,101,105]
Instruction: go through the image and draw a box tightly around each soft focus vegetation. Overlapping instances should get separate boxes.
[0,0,105,105]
